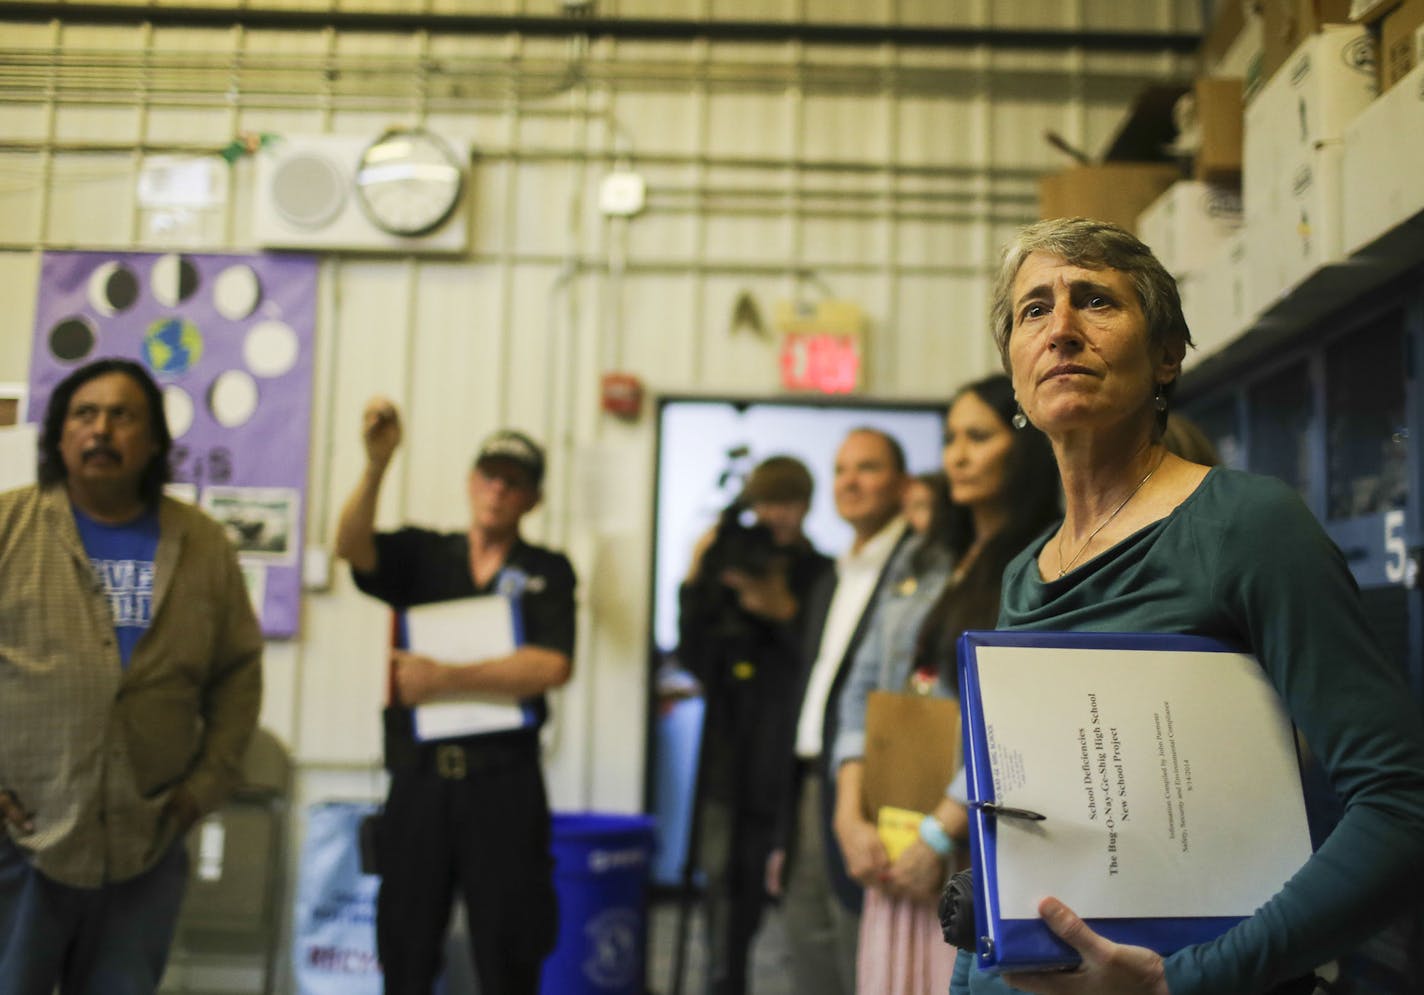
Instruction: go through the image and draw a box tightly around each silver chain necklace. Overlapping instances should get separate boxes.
[1057,451,1164,579]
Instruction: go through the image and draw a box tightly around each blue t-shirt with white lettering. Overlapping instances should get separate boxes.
[73,504,160,669]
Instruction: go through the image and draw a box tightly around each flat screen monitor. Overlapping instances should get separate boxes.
[650,396,947,655]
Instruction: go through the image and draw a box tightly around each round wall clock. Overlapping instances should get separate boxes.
[354,129,465,237]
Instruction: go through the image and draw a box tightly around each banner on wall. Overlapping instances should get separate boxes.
[27,250,318,639]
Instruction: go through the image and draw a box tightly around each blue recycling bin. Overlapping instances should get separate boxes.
[541,812,657,995]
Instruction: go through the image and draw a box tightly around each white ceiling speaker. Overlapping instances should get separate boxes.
[252,132,471,254]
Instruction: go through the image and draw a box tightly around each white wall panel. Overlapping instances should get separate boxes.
[710,0,797,19]
[52,103,143,145]
[501,261,565,412]
[613,271,701,384]
[0,13,1202,985]
[696,275,793,391]
[0,253,39,377]
[802,93,891,160]
[893,271,999,395]
[705,91,794,156]
[291,581,390,765]
[798,169,892,267]
[0,100,50,144]
[621,166,701,260]
[992,1,1084,28]
[610,91,704,156]
[327,260,417,525]
[257,641,301,751]
[400,266,502,525]
[46,155,135,246]
[0,157,45,246]
[894,205,987,273]
[511,161,583,256]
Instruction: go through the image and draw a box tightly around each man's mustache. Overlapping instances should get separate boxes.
[82,445,120,463]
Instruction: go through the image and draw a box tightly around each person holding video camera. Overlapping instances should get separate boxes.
[678,455,833,995]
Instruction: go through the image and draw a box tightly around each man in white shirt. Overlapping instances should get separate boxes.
[773,427,910,995]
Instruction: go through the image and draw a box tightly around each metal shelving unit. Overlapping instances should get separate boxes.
[1180,264,1424,995]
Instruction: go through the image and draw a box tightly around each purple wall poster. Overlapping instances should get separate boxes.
[28,250,318,638]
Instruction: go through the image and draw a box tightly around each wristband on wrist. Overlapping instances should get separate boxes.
[918,813,954,857]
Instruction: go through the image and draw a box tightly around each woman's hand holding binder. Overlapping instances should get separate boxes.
[1002,897,1169,995]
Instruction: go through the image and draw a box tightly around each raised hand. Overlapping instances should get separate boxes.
[362,396,403,467]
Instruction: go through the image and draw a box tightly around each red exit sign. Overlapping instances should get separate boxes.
[779,332,861,394]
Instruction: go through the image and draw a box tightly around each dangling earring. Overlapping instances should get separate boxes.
[1153,384,1168,413]
[1012,405,1028,430]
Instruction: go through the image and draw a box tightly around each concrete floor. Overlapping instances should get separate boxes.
[645,897,795,995]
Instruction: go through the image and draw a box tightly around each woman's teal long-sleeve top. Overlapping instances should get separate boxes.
[953,468,1424,995]
[830,538,954,773]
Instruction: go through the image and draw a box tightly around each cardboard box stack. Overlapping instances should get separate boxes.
[1243,25,1377,308]
[1137,182,1244,278]
[1180,233,1251,370]
[1343,59,1424,254]
[1192,78,1246,182]
[1038,163,1179,234]
[1380,0,1424,88]
[1182,1,1422,366]
[1259,0,1357,84]
[1204,1,1266,93]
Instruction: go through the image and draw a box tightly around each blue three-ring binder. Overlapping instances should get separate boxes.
[956,630,1313,974]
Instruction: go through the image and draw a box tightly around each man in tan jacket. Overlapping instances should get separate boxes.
[0,358,262,994]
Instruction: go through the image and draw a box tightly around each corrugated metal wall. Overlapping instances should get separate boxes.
[0,4,1197,986]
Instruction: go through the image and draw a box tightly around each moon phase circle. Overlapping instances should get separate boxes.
[87,261,139,316]
[152,253,200,306]
[163,385,195,438]
[48,315,98,362]
[208,370,258,428]
[214,264,261,320]
[244,320,299,378]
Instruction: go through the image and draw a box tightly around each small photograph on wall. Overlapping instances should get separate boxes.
[201,485,300,564]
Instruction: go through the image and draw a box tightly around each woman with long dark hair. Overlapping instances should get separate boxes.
[829,373,1059,993]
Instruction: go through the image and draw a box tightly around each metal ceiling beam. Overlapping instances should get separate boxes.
[0,4,1200,53]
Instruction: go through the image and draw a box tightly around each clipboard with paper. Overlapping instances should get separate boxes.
[395,594,536,741]
[863,690,962,862]
[956,630,1313,973]
[863,689,961,812]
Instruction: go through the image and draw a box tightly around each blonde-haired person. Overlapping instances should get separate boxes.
[952,218,1424,995]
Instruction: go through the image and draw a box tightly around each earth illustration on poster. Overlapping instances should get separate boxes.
[142,316,204,375]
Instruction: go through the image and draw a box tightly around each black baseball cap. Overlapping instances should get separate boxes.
[473,430,545,487]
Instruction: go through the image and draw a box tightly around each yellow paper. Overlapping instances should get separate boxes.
[877,805,924,863]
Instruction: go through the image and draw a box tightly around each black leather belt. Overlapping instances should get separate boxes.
[422,735,537,781]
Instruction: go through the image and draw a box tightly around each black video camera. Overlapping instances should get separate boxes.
[939,867,976,952]
[700,500,782,580]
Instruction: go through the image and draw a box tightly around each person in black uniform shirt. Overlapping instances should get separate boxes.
[678,456,833,995]
[335,396,576,995]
